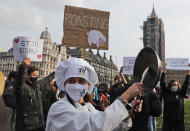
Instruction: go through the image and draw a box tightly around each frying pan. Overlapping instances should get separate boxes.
[133,47,161,93]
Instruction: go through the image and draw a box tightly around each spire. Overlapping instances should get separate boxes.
[150,4,157,18]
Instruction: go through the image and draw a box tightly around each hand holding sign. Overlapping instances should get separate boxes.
[13,37,43,62]
[22,58,31,67]
[120,66,123,75]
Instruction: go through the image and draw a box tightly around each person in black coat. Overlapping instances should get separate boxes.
[128,88,162,131]
[3,71,16,109]
[15,58,55,131]
[160,63,190,131]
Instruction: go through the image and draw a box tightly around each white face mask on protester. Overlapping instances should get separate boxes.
[170,86,178,92]
[65,83,89,101]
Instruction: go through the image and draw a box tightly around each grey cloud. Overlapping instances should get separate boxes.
[26,0,84,13]
[0,4,44,31]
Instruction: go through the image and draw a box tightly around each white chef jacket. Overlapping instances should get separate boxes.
[46,96,128,131]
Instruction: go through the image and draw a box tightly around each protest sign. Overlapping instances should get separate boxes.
[13,37,44,62]
[62,5,110,50]
[123,57,136,75]
[166,58,190,70]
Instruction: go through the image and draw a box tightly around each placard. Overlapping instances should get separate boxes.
[13,37,44,61]
[62,5,110,50]
[166,58,190,70]
[123,57,136,75]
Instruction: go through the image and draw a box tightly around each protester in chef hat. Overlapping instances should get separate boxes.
[46,57,143,131]
[55,57,98,104]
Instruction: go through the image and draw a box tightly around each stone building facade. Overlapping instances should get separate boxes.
[67,48,118,83]
[0,48,19,77]
[0,28,67,79]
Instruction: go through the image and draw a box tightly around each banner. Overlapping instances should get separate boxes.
[62,5,110,50]
[166,58,190,70]
[13,37,44,61]
[123,57,136,75]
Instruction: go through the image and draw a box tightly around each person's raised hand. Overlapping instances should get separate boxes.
[22,58,31,67]
[120,66,123,75]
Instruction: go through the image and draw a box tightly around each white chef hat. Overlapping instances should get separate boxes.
[55,57,99,91]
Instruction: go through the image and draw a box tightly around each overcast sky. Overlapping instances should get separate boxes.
[0,0,190,67]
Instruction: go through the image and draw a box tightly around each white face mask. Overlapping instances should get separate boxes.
[65,83,88,101]
[170,86,178,92]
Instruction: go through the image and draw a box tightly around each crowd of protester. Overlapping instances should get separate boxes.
[0,57,190,131]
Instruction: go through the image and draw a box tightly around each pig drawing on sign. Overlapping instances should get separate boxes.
[87,30,106,48]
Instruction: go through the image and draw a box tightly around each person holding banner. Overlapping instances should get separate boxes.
[161,63,190,131]
[46,57,143,131]
[14,58,55,131]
